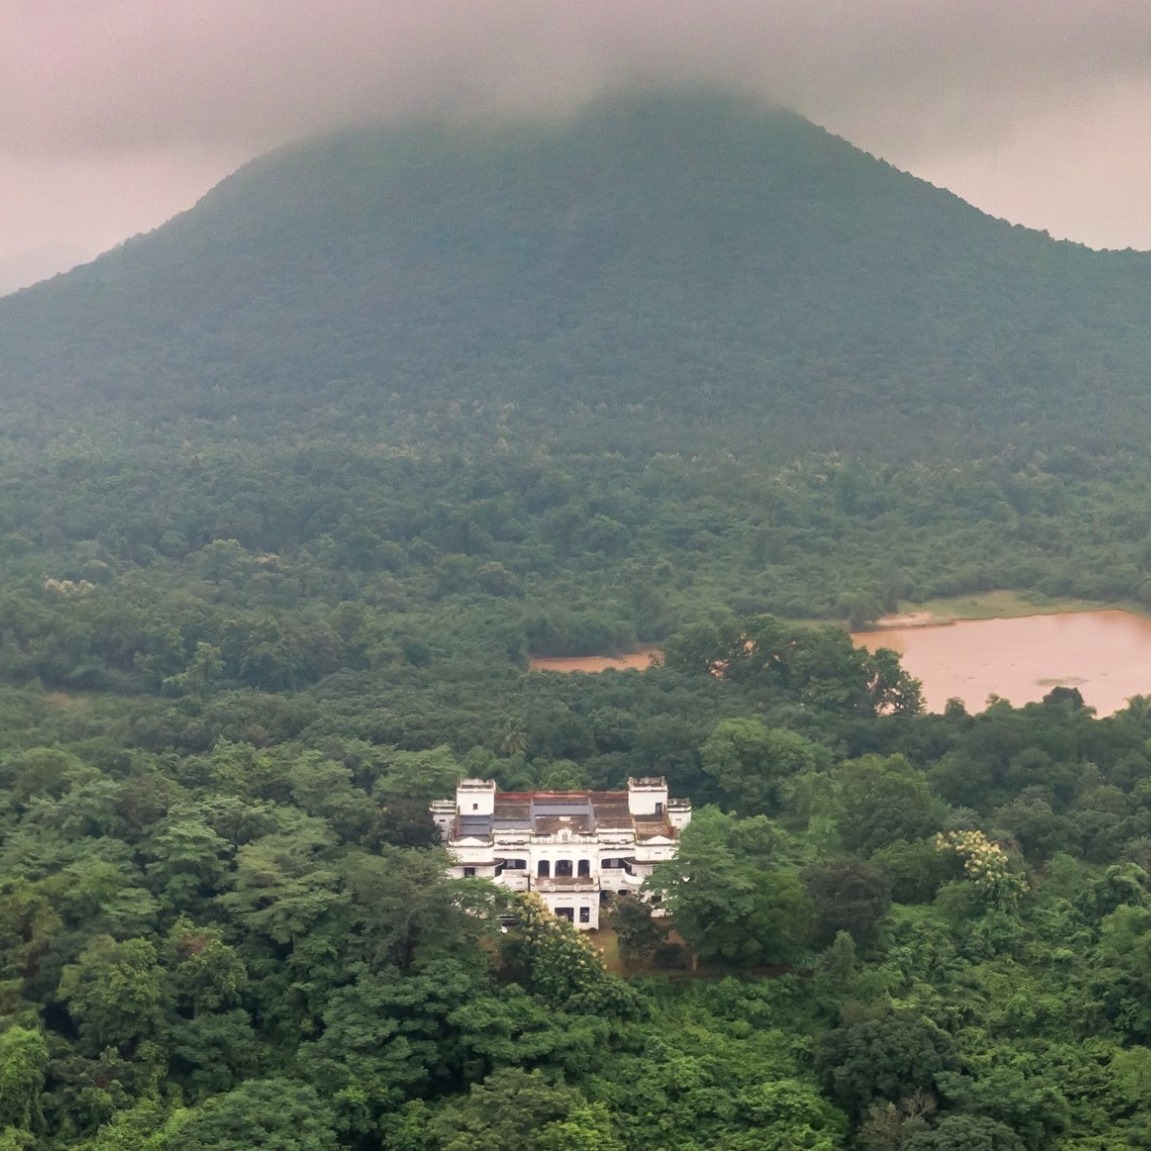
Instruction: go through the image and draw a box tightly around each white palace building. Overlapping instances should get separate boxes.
[432,777,692,930]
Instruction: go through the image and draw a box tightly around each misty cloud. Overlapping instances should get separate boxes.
[8,1,1151,155]
[4,1,1151,265]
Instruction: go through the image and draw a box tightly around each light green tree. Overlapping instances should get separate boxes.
[648,808,811,969]
[58,936,168,1055]
[0,1027,47,1134]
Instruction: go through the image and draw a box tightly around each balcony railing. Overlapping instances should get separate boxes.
[532,876,600,893]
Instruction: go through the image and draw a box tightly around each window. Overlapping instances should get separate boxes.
[579,907,591,924]
[577,859,591,877]
[554,859,573,878]
[537,860,550,878]
[655,801,664,815]
[463,867,476,878]
[472,803,479,811]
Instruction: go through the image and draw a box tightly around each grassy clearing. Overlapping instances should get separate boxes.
[592,925,625,975]
[895,590,1150,624]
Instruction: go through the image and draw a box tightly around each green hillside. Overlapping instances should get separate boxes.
[4,91,1151,453]
[0,91,1148,683]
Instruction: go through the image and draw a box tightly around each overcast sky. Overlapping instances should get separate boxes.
[4,1,1151,291]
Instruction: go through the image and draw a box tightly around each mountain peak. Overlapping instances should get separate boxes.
[1,91,1147,454]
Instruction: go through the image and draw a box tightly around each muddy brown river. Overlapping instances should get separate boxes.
[531,611,1151,717]
[528,649,660,674]
[852,610,1151,716]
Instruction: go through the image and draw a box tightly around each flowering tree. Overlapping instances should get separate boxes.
[935,830,1027,911]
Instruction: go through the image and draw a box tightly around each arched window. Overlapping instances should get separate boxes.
[555,859,573,878]
[577,859,591,877]
[537,859,550,878]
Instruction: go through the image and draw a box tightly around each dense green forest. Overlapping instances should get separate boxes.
[4,91,1151,1148]
[6,602,1151,1149]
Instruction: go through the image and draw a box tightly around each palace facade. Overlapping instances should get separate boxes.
[432,777,691,930]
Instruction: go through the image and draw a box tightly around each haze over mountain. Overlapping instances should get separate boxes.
[3,91,1149,455]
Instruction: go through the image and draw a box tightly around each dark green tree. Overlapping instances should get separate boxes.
[835,755,943,856]
[803,858,892,949]
[814,1012,959,1118]
[606,897,662,965]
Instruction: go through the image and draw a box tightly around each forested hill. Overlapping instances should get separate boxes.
[4,90,1151,455]
[11,90,1151,1151]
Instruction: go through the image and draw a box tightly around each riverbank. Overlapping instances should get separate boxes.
[873,590,1150,628]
